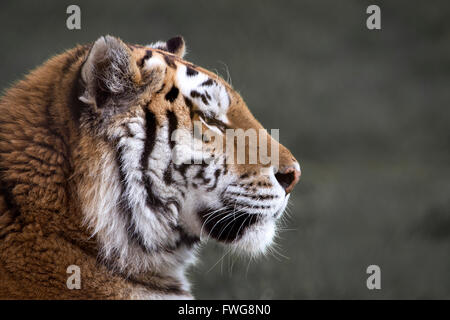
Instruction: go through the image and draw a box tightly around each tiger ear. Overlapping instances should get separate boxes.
[166,36,186,58]
[80,35,165,109]
[150,36,186,58]
[80,36,133,108]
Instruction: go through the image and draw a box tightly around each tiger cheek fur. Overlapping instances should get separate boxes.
[0,35,300,299]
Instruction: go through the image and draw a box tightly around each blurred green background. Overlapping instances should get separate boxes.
[1,0,449,299]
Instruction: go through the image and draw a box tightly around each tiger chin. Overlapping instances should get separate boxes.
[0,35,300,299]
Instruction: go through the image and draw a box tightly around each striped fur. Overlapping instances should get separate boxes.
[0,36,300,299]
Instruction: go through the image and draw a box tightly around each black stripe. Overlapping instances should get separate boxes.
[166,110,178,150]
[143,175,165,210]
[165,86,179,102]
[139,50,153,68]
[163,162,188,192]
[225,192,277,200]
[223,161,229,175]
[191,110,227,132]
[140,108,165,211]
[207,168,222,191]
[163,162,174,185]
[194,165,211,185]
[186,66,198,76]
[184,97,195,119]
[190,90,209,106]
[201,79,214,87]
[232,203,272,210]
[240,173,249,179]
[200,94,209,105]
[174,225,199,248]
[190,90,201,98]
[141,108,157,170]
[173,163,189,182]
[184,96,193,108]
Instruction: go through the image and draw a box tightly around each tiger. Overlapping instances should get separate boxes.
[0,35,300,299]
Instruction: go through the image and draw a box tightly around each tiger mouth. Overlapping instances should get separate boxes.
[198,207,262,242]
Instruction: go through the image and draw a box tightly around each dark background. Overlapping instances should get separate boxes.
[1,0,449,299]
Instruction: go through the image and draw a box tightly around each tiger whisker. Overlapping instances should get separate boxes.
[199,207,230,240]
[215,210,250,242]
[207,207,248,239]
[229,196,261,244]
[206,246,233,274]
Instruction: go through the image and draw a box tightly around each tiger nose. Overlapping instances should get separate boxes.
[275,163,301,194]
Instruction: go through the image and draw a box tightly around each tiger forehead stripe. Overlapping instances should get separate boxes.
[186,66,198,76]
[175,64,230,124]
[201,79,214,87]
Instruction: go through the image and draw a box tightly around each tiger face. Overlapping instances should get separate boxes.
[76,36,300,274]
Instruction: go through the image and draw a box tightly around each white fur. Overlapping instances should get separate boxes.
[175,65,230,124]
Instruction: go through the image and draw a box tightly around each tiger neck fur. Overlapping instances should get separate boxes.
[0,46,197,299]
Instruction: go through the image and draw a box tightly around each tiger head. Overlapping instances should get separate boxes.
[76,36,300,274]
